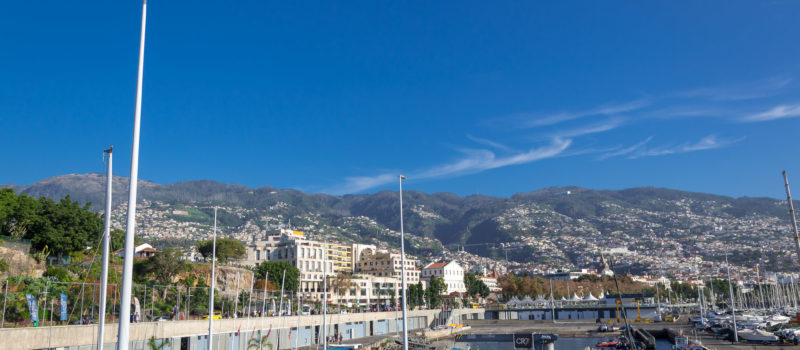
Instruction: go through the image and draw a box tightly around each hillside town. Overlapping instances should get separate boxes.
[107,196,800,291]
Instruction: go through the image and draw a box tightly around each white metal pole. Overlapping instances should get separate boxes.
[98,146,112,350]
[117,1,147,348]
[234,273,240,319]
[725,252,738,343]
[208,208,218,349]
[260,271,268,337]
[322,238,328,350]
[277,270,286,349]
[2,279,7,328]
[295,294,301,349]
[247,274,254,322]
[398,175,409,350]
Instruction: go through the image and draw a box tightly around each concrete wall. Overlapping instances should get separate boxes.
[0,308,483,350]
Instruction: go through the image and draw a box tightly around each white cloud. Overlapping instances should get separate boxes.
[466,134,516,153]
[629,135,743,158]
[741,104,800,122]
[598,136,653,160]
[678,78,792,101]
[498,99,649,128]
[323,173,398,196]
[324,138,571,194]
[551,118,625,138]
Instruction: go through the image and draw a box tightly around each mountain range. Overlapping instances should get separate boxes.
[3,173,797,270]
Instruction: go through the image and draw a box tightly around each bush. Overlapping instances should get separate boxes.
[44,266,72,282]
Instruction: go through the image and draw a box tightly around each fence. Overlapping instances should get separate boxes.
[0,279,302,329]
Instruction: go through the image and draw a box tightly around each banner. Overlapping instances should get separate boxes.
[133,297,141,321]
[25,294,39,323]
[59,293,68,321]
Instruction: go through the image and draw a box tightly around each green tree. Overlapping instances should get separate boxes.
[255,261,299,292]
[464,273,489,297]
[406,283,425,310]
[110,229,142,251]
[425,276,446,308]
[28,196,102,260]
[135,248,188,284]
[197,238,246,261]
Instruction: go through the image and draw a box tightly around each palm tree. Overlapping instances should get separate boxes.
[327,273,351,309]
[147,337,168,350]
[247,330,274,350]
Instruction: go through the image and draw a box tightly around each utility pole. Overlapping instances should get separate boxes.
[118,1,147,348]
[98,146,113,349]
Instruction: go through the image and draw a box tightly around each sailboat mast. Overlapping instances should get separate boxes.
[725,252,738,343]
[782,171,800,275]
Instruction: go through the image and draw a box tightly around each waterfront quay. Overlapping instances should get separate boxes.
[487,304,660,322]
[0,308,483,350]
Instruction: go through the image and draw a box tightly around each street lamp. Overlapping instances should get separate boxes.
[398,175,409,350]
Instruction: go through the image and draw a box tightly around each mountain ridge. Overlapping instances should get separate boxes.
[3,173,796,271]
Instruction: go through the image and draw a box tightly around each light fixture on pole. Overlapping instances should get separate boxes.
[118,1,147,348]
[398,175,409,350]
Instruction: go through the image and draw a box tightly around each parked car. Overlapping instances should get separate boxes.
[202,312,222,320]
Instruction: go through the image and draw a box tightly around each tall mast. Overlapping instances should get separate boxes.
[118,1,147,348]
[725,252,738,343]
[97,146,113,349]
[782,171,800,272]
[398,175,409,350]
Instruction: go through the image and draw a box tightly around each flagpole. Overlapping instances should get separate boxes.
[117,1,147,348]
[97,146,113,350]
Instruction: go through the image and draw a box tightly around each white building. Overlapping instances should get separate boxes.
[357,249,420,284]
[477,275,501,293]
[421,261,466,295]
[115,243,156,259]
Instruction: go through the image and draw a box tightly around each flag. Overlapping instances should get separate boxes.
[59,293,68,321]
[25,294,39,323]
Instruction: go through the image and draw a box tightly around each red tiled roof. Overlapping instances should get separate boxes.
[425,262,447,269]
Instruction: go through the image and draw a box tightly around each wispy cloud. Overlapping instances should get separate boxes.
[497,99,649,129]
[598,136,653,160]
[551,118,625,138]
[466,134,516,152]
[628,135,743,158]
[324,138,571,194]
[741,104,800,122]
[678,77,792,101]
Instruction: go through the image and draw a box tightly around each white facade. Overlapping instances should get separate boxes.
[477,276,501,293]
[421,261,466,294]
[357,249,420,284]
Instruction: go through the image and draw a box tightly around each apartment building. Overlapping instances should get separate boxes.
[357,249,420,284]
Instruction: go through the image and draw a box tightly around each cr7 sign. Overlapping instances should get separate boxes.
[513,333,532,348]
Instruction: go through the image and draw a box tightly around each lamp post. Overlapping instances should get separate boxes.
[398,175,409,350]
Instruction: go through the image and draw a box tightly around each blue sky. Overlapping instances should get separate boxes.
[2,1,800,198]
